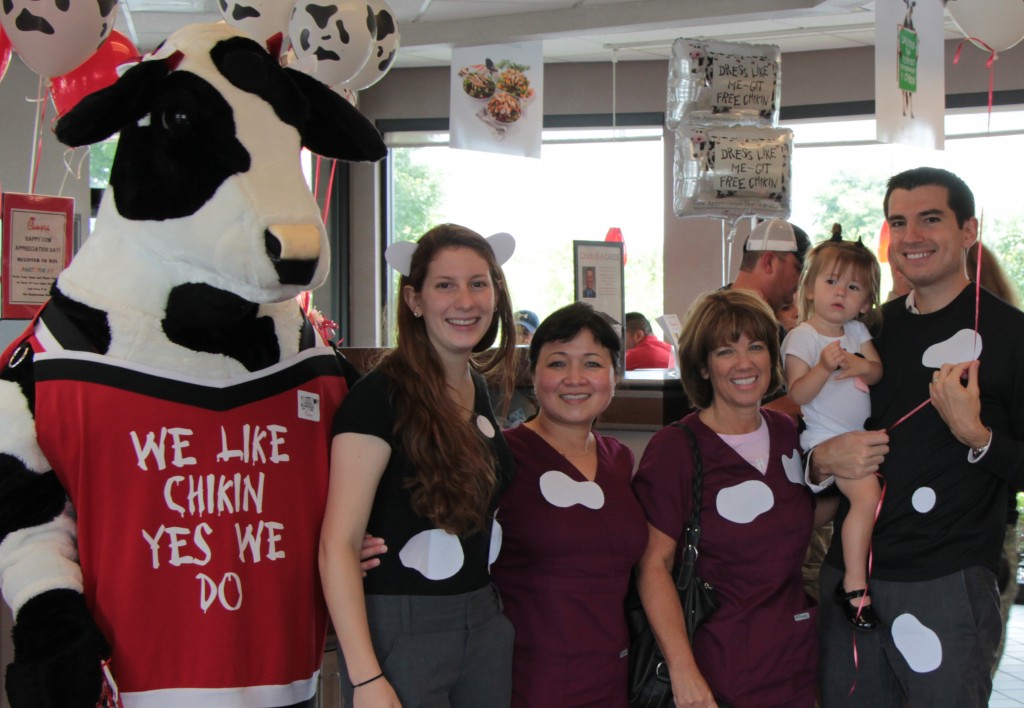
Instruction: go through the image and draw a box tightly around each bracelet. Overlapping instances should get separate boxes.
[352,672,384,688]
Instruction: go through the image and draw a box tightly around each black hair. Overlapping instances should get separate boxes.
[528,302,622,374]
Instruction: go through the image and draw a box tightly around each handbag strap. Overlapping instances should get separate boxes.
[670,422,703,589]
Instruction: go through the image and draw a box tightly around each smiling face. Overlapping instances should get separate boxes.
[404,246,495,364]
[808,259,871,335]
[702,333,772,414]
[532,329,616,429]
[886,184,976,300]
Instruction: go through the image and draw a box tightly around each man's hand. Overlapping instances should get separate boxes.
[359,534,387,577]
[810,430,890,484]
[930,361,990,450]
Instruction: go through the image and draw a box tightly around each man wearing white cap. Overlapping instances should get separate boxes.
[730,218,811,312]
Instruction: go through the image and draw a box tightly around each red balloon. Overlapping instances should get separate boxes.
[0,26,11,86]
[49,31,140,117]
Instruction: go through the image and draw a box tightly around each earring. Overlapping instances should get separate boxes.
[414,311,422,318]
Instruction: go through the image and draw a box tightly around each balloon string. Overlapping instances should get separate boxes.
[887,214,984,432]
[313,153,322,201]
[27,76,47,195]
[321,158,337,224]
[58,147,88,199]
[953,37,997,134]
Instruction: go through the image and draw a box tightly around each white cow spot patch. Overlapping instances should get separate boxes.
[912,487,936,513]
[892,613,943,673]
[488,518,503,567]
[782,449,804,485]
[716,480,774,524]
[399,529,464,580]
[922,329,982,368]
[476,415,495,438]
[539,470,605,509]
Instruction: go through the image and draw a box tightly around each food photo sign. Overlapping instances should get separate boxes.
[450,42,543,158]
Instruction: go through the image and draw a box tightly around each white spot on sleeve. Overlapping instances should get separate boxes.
[715,480,774,524]
[539,470,605,509]
[398,529,465,580]
[476,415,495,438]
[892,613,943,673]
[488,517,502,567]
[782,449,804,484]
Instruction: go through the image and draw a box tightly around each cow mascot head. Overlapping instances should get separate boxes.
[0,22,385,708]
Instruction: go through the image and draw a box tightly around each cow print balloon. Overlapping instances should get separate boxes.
[340,0,399,91]
[289,0,374,86]
[0,0,117,77]
[217,0,293,48]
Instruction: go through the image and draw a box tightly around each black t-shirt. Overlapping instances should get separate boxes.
[333,368,514,595]
[826,286,1024,581]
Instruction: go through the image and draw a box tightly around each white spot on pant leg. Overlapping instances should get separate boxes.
[892,613,943,673]
[477,415,495,438]
[715,480,774,524]
[912,487,936,513]
[539,470,605,509]
[399,529,465,580]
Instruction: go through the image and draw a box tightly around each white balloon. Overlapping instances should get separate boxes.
[0,0,117,78]
[948,0,1024,52]
[339,0,399,91]
[289,0,374,86]
[217,0,294,47]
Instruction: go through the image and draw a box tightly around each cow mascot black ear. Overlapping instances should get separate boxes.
[0,22,385,708]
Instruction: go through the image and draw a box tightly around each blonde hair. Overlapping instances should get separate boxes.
[797,239,882,331]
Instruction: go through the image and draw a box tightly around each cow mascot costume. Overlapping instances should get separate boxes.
[0,23,386,708]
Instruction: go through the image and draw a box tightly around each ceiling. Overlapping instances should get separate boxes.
[115,0,967,69]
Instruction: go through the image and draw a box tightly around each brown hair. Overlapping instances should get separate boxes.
[968,244,1020,308]
[378,224,519,535]
[678,289,783,409]
[797,239,882,331]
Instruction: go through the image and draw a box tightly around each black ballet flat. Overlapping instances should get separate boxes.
[835,582,879,631]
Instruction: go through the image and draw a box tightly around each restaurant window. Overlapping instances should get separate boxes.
[386,126,665,340]
[783,106,1024,298]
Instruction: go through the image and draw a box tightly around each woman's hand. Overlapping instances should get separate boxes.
[669,664,717,708]
[352,676,402,708]
[359,534,387,577]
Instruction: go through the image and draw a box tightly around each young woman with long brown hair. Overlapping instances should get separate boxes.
[319,224,519,708]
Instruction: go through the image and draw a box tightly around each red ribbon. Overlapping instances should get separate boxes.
[953,37,998,131]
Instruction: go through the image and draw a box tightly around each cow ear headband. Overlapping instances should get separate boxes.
[828,224,865,249]
[384,232,516,277]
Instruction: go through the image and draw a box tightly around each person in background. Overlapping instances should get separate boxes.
[782,237,883,630]
[634,289,820,708]
[514,309,540,345]
[493,302,647,707]
[966,243,1022,677]
[624,312,674,370]
[887,258,913,301]
[811,167,1024,706]
[319,224,519,708]
[775,301,800,332]
[730,218,811,313]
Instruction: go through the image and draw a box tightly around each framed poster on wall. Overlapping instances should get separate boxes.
[573,239,625,368]
[1,193,75,319]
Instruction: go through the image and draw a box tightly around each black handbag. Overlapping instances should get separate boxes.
[627,422,719,708]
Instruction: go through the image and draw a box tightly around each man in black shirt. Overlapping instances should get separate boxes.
[811,167,1024,707]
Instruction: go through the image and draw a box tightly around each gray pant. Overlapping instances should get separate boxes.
[339,585,514,708]
[819,564,1001,707]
